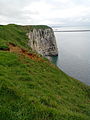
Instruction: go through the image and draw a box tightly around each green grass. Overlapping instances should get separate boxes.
[0,24,30,51]
[0,24,90,120]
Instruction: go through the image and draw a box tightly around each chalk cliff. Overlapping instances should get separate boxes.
[28,27,58,56]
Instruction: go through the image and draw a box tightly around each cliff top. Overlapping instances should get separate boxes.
[23,25,51,30]
[0,24,52,52]
[0,24,52,31]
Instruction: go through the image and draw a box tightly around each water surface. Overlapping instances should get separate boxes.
[53,27,90,85]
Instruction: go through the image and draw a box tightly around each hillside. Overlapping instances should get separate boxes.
[0,24,90,120]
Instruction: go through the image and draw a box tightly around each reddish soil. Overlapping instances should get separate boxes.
[8,43,44,62]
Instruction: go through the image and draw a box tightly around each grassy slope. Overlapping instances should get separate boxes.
[0,24,90,120]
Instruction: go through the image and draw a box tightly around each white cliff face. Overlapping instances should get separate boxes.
[28,28,58,56]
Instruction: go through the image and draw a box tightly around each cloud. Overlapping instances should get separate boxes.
[0,0,90,25]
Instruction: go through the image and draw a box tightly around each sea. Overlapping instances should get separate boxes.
[52,26,90,85]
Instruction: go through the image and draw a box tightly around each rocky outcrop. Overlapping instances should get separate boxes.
[28,28,58,56]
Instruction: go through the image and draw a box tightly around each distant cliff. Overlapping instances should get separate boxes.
[27,27,58,56]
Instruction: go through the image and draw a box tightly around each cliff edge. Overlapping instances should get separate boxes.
[27,26,58,56]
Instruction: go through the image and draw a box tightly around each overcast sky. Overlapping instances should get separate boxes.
[0,0,90,26]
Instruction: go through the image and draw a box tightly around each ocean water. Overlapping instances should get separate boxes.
[53,26,90,85]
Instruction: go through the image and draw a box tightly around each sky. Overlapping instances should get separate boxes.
[0,0,90,26]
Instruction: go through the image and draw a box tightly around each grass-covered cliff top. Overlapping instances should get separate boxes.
[0,24,51,51]
[23,25,52,31]
[0,24,90,120]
